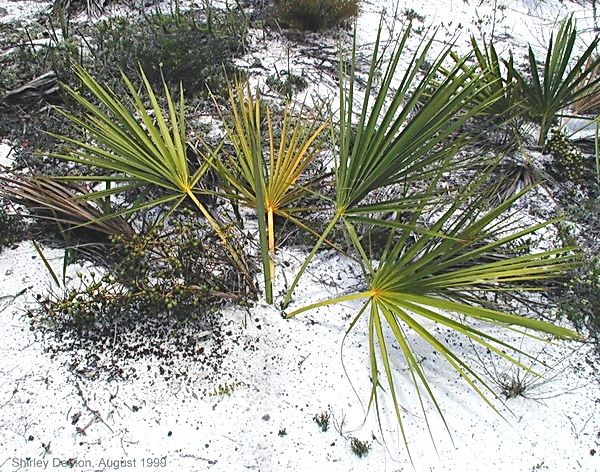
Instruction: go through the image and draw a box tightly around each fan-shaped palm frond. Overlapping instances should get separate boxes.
[286,176,581,455]
[282,20,497,307]
[509,15,600,145]
[1,174,134,240]
[47,65,252,280]
[212,82,327,302]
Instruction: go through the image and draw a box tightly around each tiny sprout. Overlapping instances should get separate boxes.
[350,437,371,458]
[313,411,330,432]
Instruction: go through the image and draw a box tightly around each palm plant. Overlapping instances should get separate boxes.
[212,82,327,303]
[46,65,252,282]
[282,22,497,307]
[280,20,582,452]
[491,152,547,203]
[509,15,600,146]
[286,175,581,454]
[443,36,522,120]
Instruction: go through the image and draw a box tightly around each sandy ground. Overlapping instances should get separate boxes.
[1,1,600,471]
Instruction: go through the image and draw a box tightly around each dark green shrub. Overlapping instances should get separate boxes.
[273,0,358,31]
[266,71,308,98]
[29,210,255,378]
[1,6,248,99]
[84,8,248,97]
[0,7,248,153]
[38,210,253,330]
[34,210,252,327]
[559,255,600,348]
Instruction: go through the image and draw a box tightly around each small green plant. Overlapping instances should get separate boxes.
[0,203,24,251]
[509,16,600,146]
[266,71,308,99]
[213,81,327,303]
[127,6,248,97]
[28,211,252,379]
[350,437,370,457]
[313,411,330,431]
[208,381,247,397]
[1,6,247,101]
[402,8,425,23]
[33,210,253,331]
[272,0,358,31]
[496,369,533,399]
[278,428,287,436]
[266,47,308,99]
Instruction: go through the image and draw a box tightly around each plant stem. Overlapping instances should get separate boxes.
[186,189,251,282]
[594,119,600,186]
[267,206,276,277]
[539,115,550,148]
[281,211,342,309]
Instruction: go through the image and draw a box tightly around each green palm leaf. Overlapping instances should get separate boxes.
[509,15,600,145]
[282,21,498,307]
[286,175,581,453]
[212,81,327,303]
[440,36,523,123]
[47,65,252,280]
